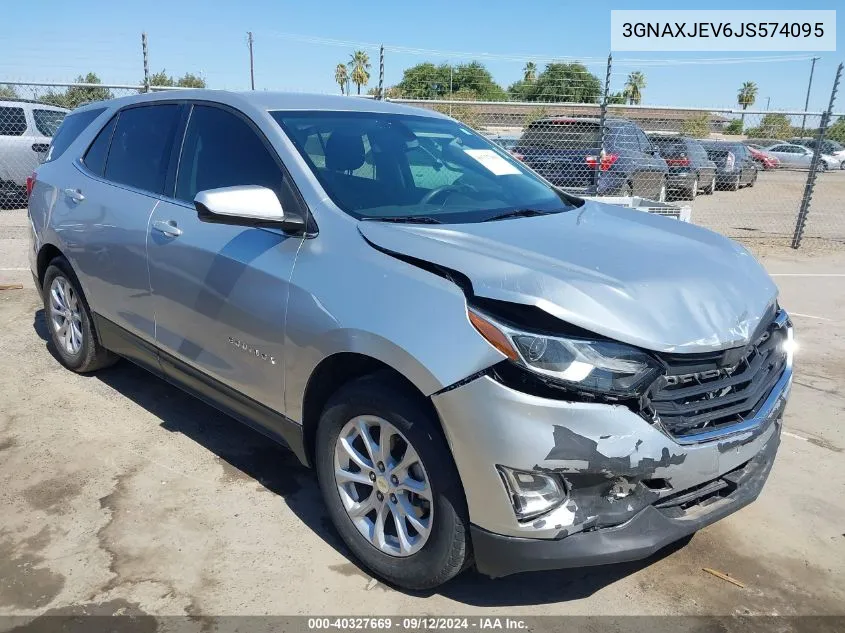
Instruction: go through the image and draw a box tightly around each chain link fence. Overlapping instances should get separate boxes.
[1,47,843,249]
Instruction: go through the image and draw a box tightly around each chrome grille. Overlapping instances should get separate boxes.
[646,312,789,440]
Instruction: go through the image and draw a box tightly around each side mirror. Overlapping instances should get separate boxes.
[194,185,304,231]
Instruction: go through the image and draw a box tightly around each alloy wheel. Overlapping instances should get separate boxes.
[334,415,433,557]
[49,276,83,355]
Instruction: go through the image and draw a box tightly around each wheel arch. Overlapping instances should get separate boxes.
[300,352,446,468]
[36,242,66,287]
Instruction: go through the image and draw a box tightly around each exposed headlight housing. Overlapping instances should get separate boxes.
[468,308,662,397]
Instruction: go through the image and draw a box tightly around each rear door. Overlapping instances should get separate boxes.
[516,120,602,189]
[147,103,304,408]
[62,103,182,347]
[632,126,665,198]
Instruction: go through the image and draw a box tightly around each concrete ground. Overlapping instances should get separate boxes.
[1,208,844,627]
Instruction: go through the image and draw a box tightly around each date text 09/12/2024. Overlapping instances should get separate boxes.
[307,617,529,630]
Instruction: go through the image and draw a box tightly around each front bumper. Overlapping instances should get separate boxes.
[431,345,791,575]
[470,427,779,577]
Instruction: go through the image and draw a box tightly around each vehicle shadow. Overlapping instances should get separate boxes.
[33,309,687,606]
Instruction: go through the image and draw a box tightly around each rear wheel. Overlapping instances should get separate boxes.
[42,259,118,373]
[315,372,471,590]
[685,177,699,200]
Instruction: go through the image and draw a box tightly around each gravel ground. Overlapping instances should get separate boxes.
[0,208,844,630]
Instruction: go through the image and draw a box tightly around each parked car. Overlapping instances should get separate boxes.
[486,133,521,152]
[746,145,781,170]
[647,134,717,199]
[515,117,669,201]
[764,143,840,171]
[742,138,782,149]
[697,140,758,190]
[789,137,845,168]
[28,91,792,590]
[0,99,69,206]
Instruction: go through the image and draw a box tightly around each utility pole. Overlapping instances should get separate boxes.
[766,96,771,110]
[801,56,820,134]
[141,32,150,93]
[378,45,385,100]
[247,31,255,90]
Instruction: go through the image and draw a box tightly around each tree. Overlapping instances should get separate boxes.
[523,62,537,83]
[348,50,371,95]
[827,116,845,143]
[744,113,791,139]
[520,63,602,103]
[725,119,744,135]
[0,84,20,100]
[396,61,505,101]
[335,63,348,95]
[39,73,113,109]
[680,114,712,138]
[607,91,626,105]
[146,70,206,89]
[737,81,758,129]
[523,106,549,127]
[623,71,646,105]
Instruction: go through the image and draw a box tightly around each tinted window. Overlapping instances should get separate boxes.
[105,105,180,194]
[33,109,67,136]
[0,106,27,136]
[175,105,282,202]
[520,122,601,149]
[687,142,708,160]
[634,129,651,152]
[44,107,105,162]
[650,137,685,156]
[83,115,118,176]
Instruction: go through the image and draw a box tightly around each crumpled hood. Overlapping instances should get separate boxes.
[358,201,778,353]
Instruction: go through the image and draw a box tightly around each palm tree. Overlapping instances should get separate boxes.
[623,71,646,105]
[335,63,348,95]
[348,50,371,95]
[737,81,758,128]
[523,62,537,83]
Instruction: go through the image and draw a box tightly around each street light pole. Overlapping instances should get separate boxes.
[801,56,820,134]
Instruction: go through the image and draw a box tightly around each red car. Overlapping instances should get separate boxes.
[747,145,780,170]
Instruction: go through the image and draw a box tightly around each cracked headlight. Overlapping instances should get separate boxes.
[469,308,662,397]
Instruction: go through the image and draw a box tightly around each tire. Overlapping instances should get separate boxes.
[817,161,828,173]
[730,175,741,191]
[623,182,634,197]
[657,179,667,203]
[315,371,471,590]
[41,258,118,373]
[748,170,757,187]
[685,177,699,201]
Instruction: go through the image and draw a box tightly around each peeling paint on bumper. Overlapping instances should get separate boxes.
[431,369,789,547]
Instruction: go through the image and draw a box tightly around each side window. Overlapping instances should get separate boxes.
[44,107,105,162]
[83,115,118,176]
[0,106,27,136]
[635,129,651,152]
[33,110,67,137]
[175,105,281,202]
[105,104,180,195]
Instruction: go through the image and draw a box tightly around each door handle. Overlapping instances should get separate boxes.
[63,188,85,203]
[152,219,182,237]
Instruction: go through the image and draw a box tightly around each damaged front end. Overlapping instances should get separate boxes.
[430,307,793,577]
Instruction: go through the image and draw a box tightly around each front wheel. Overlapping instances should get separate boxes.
[315,372,471,590]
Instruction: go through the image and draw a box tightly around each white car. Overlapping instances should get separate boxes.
[764,143,841,171]
[1,100,69,206]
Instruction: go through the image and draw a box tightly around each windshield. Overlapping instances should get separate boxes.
[33,109,67,137]
[271,111,574,223]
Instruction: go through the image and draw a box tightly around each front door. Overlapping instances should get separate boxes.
[147,103,305,409]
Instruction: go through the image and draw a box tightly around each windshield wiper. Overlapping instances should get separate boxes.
[483,208,554,222]
[361,216,443,224]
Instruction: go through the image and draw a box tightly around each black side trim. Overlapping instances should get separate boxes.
[94,314,308,466]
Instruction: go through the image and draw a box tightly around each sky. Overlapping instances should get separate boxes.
[1,0,842,112]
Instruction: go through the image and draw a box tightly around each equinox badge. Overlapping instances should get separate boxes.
[228,336,276,365]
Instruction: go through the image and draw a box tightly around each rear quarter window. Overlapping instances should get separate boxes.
[45,107,106,162]
[33,109,67,137]
[0,106,27,136]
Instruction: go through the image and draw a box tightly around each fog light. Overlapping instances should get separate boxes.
[497,466,566,521]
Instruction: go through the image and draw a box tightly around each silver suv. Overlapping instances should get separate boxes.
[27,91,793,590]
[1,99,68,206]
